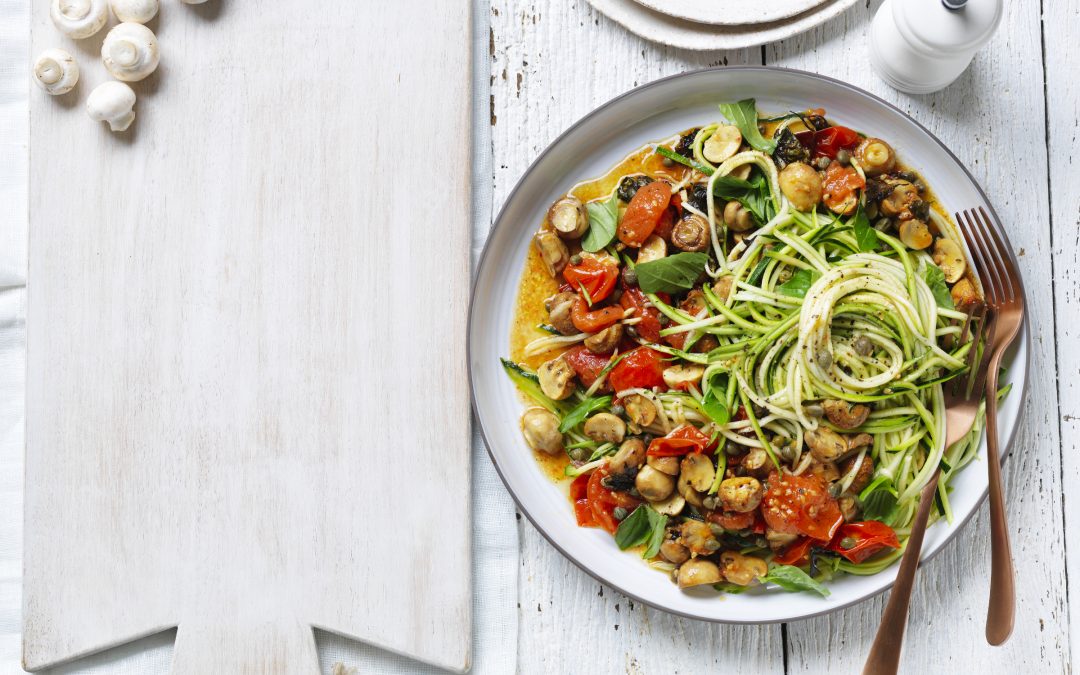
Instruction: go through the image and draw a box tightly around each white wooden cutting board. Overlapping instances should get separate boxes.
[24,3,472,673]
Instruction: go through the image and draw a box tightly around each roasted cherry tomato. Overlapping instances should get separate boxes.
[706,509,756,532]
[761,471,844,541]
[828,521,900,563]
[812,125,860,159]
[822,160,866,214]
[608,346,666,393]
[571,473,599,527]
[563,345,610,388]
[618,181,671,247]
[772,536,814,566]
[646,423,713,457]
[619,286,665,342]
[563,257,619,304]
[586,467,639,533]
[570,297,623,333]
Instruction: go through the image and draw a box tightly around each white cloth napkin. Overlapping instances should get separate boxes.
[0,0,516,672]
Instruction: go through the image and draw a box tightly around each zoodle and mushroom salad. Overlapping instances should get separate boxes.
[503,99,991,597]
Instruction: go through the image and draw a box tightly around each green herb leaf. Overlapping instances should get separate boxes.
[582,193,619,252]
[746,255,771,287]
[851,202,878,252]
[558,395,613,433]
[719,99,776,154]
[655,146,715,175]
[635,252,709,294]
[922,264,955,309]
[500,358,568,415]
[712,169,774,225]
[859,475,900,525]
[615,505,667,555]
[763,564,830,597]
[777,268,821,298]
[701,371,731,426]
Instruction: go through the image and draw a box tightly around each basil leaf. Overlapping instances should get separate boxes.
[859,475,900,525]
[582,194,619,252]
[701,371,730,425]
[719,99,776,154]
[614,504,666,552]
[851,202,878,252]
[777,268,821,298]
[712,169,773,225]
[558,395,613,433]
[635,252,709,294]
[642,508,668,559]
[922,264,955,309]
[763,564,830,598]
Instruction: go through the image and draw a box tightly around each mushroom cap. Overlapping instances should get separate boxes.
[109,0,159,23]
[50,0,109,39]
[86,81,137,131]
[33,48,80,95]
[102,22,160,82]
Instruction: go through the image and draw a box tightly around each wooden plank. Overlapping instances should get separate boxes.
[766,2,1070,672]
[489,2,785,673]
[1043,0,1080,666]
[24,3,472,673]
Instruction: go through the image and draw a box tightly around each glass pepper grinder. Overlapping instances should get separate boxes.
[869,0,1003,94]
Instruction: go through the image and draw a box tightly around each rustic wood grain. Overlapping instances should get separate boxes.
[24,3,472,673]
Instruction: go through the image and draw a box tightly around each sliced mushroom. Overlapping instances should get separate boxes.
[677,471,706,507]
[677,559,723,589]
[805,426,850,463]
[662,364,705,391]
[825,191,858,216]
[838,495,859,521]
[636,465,676,502]
[521,407,563,455]
[899,219,933,250]
[672,213,710,252]
[608,438,646,475]
[822,399,870,429]
[660,537,690,564]
[718,476,763,513]
[808,460,840,484]
[741,447,771,478]
[637,234,667,263]
[702,124,743,164]
[624,394,658,427]
[679,519,720,556]
[584,323,623,354]
[778,162,823,212]
[854,138,896,177]
[647,454,679,476]
[537,355,575,401]
[932,238,966,283]
[548,195,590,240]
[723,200,754,232]
[652,493,686,516]
[680,453,715,492]
[545,291,579,335]
[583,413,626,444]
[680,289,709,316]
[880,181,919,217]
[766,528,799,551]
[951,277,979,309]
[533,230,569,276]
[719,551,767,586]
[846,433,873,452]
[712,275,734,302]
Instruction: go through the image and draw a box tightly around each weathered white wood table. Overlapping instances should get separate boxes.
[488,1,1076,672]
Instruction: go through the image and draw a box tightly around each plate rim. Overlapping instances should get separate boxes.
[468,65,1030,624]
[632,0,829,26]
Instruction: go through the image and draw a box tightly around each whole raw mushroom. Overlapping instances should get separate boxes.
[86,81,137,132]
[32,49,80,95]
[50,0,109,39]
[109,0,159,23]
[102,22,160,82]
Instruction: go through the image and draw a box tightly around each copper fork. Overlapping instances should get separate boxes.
[957,207,1025,645]
[862,304,990,675]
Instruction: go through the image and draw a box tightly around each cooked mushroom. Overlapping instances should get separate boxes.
[854,138,896,176]
[712,275,734,301]
[520,407,563,455]
[672,213,710,252]
[805,426,850,463]
[680,289,708,315]
[718,476,763,513]
[584,324,623,354]
[677,559,723,588]
[677,471,706,507]
[741,447,771,477]
[822,399,870,429]
[533,230,569,276]
[647,454,679,476]
[880,181,919,217]
[624,394,658,427]
[839,495,859,521]
[723,200,754,232]
[932,237,966,283]
[702,125,743,164]
[766,528,799,551]
[548,195,589,240]
[545,291,578,335]
[637,234,667,263]
[537,355,575,401]
[660,537,690,564]
[842,454,874,495]
[899,219,933,250]
[719,551,767,586]
[652,493,687,516]
[679,519,721,556]
[680,453,715,492]
[847,433,873,452]
[608,438,646,475]
[662,364,705,391]
[636,465,676,502]
[778,162,823,212]
[808,460,840,484]
[950,277,979,309]
[584,413,626,444]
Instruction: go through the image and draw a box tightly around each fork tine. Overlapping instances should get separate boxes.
[970,209,1008,305]
[977,207,1019,304]
[968,306,994,401]
[949,305,980,397]
[957,210,999,306]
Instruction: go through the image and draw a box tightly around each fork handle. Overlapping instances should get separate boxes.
[861,469,941,675]
[984,359,1015,645]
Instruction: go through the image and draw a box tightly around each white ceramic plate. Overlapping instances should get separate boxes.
[633,0,829,26]
[469,68,1028,623]
[587,0,860,51]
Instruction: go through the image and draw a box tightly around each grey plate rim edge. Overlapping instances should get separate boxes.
[467,65,1030,625]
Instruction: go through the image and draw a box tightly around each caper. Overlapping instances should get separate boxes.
[569,254,583,266]
[702,495,719,510]
[626,326,638,338]
[725,441,744,455]
[828,483,843,498]
[708,522,726,537]
[658,314,670,326]
[840,536,856,549]
[661,156,674,167]
[853,334,874,357]
[815,156,831,170]
[804,403,824,419]
[613,506,628,521]
[836,149,851,165]
[704,539,722,552]
[815,348,833,370]
[611,404,626,418]
[569,447,589,462]
[622,267,638,286]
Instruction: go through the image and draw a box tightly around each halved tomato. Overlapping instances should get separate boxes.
[705,509,756,532]
[586,467,639,533]
[813,126,860,159]
[608,346,666,393]
[618,181,671,247]
[828,521,900,563]
[761,471,844,541]
[570,298,623,333]
[571,473,598,528]
[563,345,610,388]
[563,257,619,304]
[772,536,813,566]
[619,287,665,342]
[646,423,713,457]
